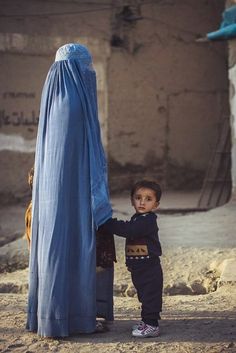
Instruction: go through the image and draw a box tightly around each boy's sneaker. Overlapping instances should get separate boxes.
[132,323,160,338]
[132,320,145,330]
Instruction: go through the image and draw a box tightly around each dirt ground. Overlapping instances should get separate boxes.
[1,286,236,353]
[0,194,236,353]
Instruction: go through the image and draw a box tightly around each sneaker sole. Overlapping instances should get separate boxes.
[132,328,160,338]
[132,332,160,338]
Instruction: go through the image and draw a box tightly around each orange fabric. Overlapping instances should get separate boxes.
[25,200,32,248]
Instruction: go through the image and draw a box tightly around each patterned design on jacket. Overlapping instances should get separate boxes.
[126,238,149,260]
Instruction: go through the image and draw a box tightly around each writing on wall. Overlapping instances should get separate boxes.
[0,91,39,128]
[0,110,39,127]
[2,92,36,99]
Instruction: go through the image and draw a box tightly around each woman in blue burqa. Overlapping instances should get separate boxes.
[26,43,115,337]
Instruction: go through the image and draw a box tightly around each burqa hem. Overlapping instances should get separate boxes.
[26,313,96,337]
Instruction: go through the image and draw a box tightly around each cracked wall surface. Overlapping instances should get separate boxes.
[108,0,229,191]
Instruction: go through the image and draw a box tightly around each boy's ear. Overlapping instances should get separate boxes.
[152,201,160,212]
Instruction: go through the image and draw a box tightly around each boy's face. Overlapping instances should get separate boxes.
[131,187,159,214]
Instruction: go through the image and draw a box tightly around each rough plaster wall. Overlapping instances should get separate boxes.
[223,0,236,197]
[228,42,236,197]
[169,92,224,168]
[0,0,230,201]
[108,0,229,191]
[0,1,111,203]
[0,53,48,202]
[0,38,109,203]
[0,1,111,38]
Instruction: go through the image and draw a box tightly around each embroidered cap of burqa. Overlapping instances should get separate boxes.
[26,43,112,337]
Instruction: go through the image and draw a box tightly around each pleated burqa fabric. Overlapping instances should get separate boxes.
[26,43,112,337]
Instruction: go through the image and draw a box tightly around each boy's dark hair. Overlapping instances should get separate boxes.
[130,180,162,202]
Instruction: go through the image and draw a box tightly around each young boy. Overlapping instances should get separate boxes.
[98,180,163,338]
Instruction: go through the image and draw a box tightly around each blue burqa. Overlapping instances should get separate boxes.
[26,43,112,337]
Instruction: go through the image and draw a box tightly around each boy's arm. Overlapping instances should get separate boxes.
[98,213,157,239]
